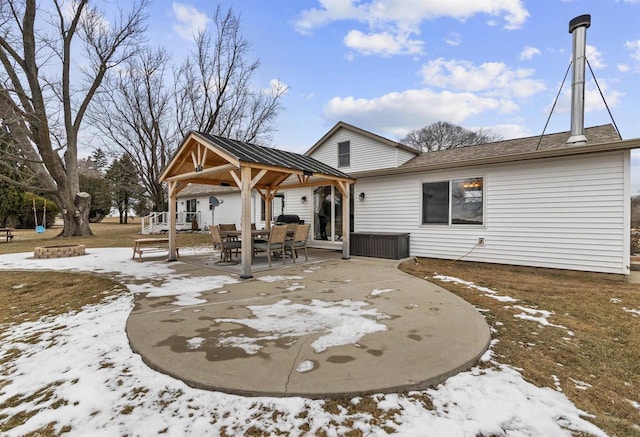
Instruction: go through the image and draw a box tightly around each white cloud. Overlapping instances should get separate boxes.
[296,0,529,32]
[485,124,531,140]
[323,88,504,138]
[626,39,640,62]
[344,30,423,56]
[585,45,605,69]
[172,3,210,40]
[420,58,546,98]
[618,64,630,72]
[520,46,541,61]
[295,0,529,56]
[550,80,623,115]
[445,32,461,46]
[267,79,290,96]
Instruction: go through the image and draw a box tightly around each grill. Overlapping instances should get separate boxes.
[275,214,304,224]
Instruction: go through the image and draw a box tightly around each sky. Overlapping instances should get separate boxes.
[0,247,620,435]
[144,0,640,147]
[141,0,640,191]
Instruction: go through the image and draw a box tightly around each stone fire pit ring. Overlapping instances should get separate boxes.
[34,244,86,259]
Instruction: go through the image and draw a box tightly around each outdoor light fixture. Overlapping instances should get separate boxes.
[301,196,307,202]
[195,164,203,172]
[359,192,365,200]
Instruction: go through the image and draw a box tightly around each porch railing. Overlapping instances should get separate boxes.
[141,211,201,234]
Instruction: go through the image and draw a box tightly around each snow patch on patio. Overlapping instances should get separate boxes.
[370,288,394,296]
[215,299,390,353]
[296,360,315,373]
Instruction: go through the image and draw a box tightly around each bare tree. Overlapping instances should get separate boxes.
[0,0,148,236]
[402,121,502,153]
[90,47,175,210]
[174,6,287,144]
[90,6,287,214]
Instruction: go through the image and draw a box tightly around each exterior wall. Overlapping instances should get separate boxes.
[177,192,243,229]
[282,187,313,225]
[354,151,630,275]
[309,128,416,172]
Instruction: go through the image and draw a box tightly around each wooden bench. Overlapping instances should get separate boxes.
[0,228,14,242]
[132,238,178,259]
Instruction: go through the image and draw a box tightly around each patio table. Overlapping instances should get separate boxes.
[220,229,270,263]
[221,228,294,263]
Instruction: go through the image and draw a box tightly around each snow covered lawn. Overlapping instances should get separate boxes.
[0,249,608,436]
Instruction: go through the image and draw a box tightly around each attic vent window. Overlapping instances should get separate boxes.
[338,141,350,168]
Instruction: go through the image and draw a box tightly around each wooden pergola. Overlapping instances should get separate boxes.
[159,131,356,279]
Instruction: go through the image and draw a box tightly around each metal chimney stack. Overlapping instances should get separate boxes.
[567,14,591,145]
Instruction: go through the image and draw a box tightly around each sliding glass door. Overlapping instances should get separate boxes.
[313,186,343,241]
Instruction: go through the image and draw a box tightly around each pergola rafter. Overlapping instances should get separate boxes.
[159,131,356,279]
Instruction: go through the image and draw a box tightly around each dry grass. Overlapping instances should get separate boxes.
[0,217,212,256]
[1,220,639,435]
[399,258,640,437]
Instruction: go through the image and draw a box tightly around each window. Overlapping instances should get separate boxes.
[261,194,284,221]
[185,198,197,223]
[422,177,484,225]
[452,177,483,225]
[422,181,449,224]
[338,141,350,167]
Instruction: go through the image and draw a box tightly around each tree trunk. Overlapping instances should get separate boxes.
[59,192,93,237]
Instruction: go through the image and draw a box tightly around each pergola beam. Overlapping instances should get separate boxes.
[164,163,237,182]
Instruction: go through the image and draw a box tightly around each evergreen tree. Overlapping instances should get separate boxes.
[106,154,142,224]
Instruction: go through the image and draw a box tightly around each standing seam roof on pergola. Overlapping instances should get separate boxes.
[190,131,353,181]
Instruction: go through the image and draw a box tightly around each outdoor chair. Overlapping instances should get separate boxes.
[219,223,239,256]
[209,225,242,264]
[288,223,310,262]
[254,224,290,267]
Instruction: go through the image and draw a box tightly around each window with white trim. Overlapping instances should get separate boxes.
[338,141,350,167]
[422,177,484,225]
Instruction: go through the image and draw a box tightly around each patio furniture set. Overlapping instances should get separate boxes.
[210,223,310,266]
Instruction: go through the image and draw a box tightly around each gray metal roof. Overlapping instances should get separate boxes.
[194,132,354,180]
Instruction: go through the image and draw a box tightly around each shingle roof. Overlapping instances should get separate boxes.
[400,124,621,170]
[193,132,354,180]
[177,184,239,198]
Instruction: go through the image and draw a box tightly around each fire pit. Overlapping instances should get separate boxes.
[34,244,86,259]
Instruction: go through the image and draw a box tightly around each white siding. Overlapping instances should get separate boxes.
[283,187,313,225]
[177,192,243,229]
[355,151,630,275]
[309,128,415,172]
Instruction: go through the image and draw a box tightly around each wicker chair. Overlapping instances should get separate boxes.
[288,223,310,262]
[254,225,290,267]
[209,225,241,264]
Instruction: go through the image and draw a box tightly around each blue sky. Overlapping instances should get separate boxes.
[145,0,640,190]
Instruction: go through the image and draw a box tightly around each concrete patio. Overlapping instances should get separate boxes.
[126,252,491,399]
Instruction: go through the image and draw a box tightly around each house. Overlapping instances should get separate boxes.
[164,14,638,277]
[173,120,637,276]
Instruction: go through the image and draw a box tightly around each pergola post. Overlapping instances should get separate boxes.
[265,187,272,228]
[338,182,350,260]
[240,165,253,279]
[167,181,178,261]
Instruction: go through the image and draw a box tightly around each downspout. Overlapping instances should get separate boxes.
[566,14,591,145]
